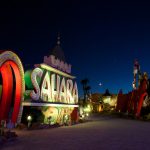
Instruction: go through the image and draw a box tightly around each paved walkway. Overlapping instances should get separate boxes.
[1,116,150,150]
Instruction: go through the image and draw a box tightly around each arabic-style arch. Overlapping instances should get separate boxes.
[0,50,25,124]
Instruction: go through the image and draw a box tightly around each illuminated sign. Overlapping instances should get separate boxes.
[0,51,25,124]
[29,64,78,104]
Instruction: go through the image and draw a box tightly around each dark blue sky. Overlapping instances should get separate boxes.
[1,1,150,96]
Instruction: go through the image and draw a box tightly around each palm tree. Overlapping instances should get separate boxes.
[103,89,111,96]
[81,78,89,104]
[85,86,91,95]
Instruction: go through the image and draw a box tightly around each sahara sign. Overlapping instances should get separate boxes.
[29,63,78,104]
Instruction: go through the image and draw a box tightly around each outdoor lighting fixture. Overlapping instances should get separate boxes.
[82,114,85,118]
[27,115,32,121]
[27,115,32,128]
[84,105,91,113]
[79,114,84,119]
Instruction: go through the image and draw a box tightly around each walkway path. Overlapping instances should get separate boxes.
[1,115,150,150]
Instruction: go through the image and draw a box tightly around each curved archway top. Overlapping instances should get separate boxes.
[0,50,23,66]
[0,50,25,99]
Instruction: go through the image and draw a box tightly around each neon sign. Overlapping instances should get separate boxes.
[29,64,78,104]
[0,51,25,124]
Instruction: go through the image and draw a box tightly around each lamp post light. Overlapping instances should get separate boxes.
[27,115,32,129]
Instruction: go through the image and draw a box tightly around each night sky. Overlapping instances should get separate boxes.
[1,1,150,96]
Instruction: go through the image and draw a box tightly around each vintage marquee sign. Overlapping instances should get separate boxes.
[29,63,78,104]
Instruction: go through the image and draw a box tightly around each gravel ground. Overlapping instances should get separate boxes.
[1,115,150,150]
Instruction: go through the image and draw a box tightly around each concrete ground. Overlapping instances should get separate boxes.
[1,115,150,150]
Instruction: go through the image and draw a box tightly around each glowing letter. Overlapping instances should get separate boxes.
[73,82,78,104]
[51,74,56,102]
[56,75,60,101]
[41,71,51,101]
[30,68,43,100]
[59,77,66,103]
[66,79,73,103]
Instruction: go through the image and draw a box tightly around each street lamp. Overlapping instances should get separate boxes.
[27,115,32,128]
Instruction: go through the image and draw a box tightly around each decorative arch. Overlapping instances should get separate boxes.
[0,50,25,124]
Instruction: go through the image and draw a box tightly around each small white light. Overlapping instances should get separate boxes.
[27,115,32,121]
[99,82,102,86]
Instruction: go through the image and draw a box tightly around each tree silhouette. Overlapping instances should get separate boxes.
[103,89,111,96]
[80,78,91,104]
[85,86,91,95]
